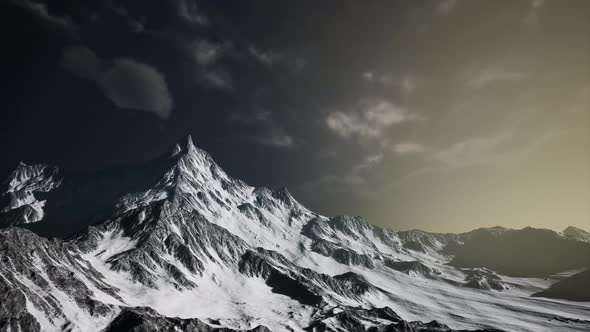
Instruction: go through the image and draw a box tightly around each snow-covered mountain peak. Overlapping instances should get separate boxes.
[170,135,213,164]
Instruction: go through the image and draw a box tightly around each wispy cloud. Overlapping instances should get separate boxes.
[187,39,234,89]
[249,46,283,66]
[353,153,384,172]
[389,133,513,187]
[467,71,527,89]
[393,142,426,156]
[172,0,208,26]
[191,40,227,65]
[362,72,419,95]
[361,71,392,84]
[229,109,297,149]
[249,46,307,75]
[14,0,78,35]
[255,128,296,149]
[326,99,419,142]
[432,133,511,167]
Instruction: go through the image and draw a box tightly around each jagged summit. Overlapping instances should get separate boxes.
[171,135,202,157]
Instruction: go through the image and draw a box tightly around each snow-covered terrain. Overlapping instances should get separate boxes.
[1,136,589,332]
[0,162,61,226]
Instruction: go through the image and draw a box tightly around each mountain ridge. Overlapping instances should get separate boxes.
[1,136,589,331]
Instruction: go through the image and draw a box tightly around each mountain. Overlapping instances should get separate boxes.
[444,227,590,277]
[1,136,589,332]
[563,226,590,243]
[0,163,61,227]
[533,269,590,302]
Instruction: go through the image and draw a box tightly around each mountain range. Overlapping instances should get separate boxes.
[1,136,589,332]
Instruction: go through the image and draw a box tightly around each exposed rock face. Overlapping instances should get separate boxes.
[0,163,61,226]
[0,136,589,332]
[103,307,271,332]
[463,268,505,291]
[304,307,503,332]
[384,260,440,278]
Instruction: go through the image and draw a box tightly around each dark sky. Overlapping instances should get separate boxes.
[1,0,589,232]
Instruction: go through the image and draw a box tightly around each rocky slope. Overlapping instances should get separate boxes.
[0,163,61,227]
[1,136,589,332]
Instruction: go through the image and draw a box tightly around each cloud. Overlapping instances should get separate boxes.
[173,0,208,26]
[389,134,513,187]
[393,142,425,156]
[326,99,418,141]
[14,0,78,34]
[249,46,282,66]
[200,68,233,90]
[60,46,174,119]
[362,72,419,96]
[432,133,511,167]
[249,46,307,75]
[361,71,392,84]
[229,109,297,149]
[353,153,384,172]
[255,128,296,149]
[99,59,174,119]
[299,150,385,194]
[186,39,234,90]
[191,40,226,66]
[60,46,103,80]
[468,71,526,89]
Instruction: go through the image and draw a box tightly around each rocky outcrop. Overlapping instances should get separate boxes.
[0,163,61,226]
[463,268,505,291]
[103,307,270,332]
[304,306,503,332]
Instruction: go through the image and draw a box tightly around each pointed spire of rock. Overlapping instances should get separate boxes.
[171,135,201,158]
[272,187,297,207]
[185,134,196,152]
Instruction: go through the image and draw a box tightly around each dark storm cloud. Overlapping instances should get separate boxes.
[60,46,173,119]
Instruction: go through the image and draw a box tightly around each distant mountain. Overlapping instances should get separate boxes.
[533,269,590,302]
[563,226,590,243]
[1,136,589,332]
[444,227,590,277]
